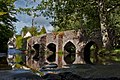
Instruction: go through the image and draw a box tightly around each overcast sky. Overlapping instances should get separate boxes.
[14,0,54,34]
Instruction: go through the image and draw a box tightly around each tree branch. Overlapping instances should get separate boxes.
[107,3,120,12]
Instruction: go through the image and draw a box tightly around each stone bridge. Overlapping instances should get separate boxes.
[26,29,102,69]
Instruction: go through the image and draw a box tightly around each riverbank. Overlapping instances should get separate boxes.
[42,72,120,80]
[1,63,120,80]
[41,63,120,80]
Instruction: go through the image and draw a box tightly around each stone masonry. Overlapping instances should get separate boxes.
[26,29,102,69]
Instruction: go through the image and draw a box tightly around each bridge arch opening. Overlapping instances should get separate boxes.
[47,43,56,62]
[33,44,40,61]
[64,41,76,64]
[84,41,98,64]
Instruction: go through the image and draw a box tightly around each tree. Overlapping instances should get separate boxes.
[97,0,120,49]
[0,12,7,15]
[37,0,100,31]
[0,0,17,69]
[21,26,29,37]
[29,26,38,36]
[38,26,46,35]
[37,0,120,50]
[16,35,23,49]
[17,0,120,49]
[21,26,38,36]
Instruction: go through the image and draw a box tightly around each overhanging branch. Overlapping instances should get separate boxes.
[107,3,120,12]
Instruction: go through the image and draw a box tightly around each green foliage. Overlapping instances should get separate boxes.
[0,0,17,60]
[21,26,47,37]
[18,0,120,35]
[0,24,14,43]
[14,63,22,69]
[16,35,23,49]
[98,48,107,54]
[14,54,22,63]
[21,26,29,36]
[112,49,120,54]
[21,26,38,36]
[38,0,120,49]
[0,0,17,44]
[0,12,7,15]
[0,0,17,29]
[38,0,101,31]
[29,27,38,36]
[38,26,46,35]
[58,50,63,56]
[97,48,120,64]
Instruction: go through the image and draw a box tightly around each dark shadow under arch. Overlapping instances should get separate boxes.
[47,43,56,62]
[64,41,76,64]
[33,44,40,61]
[84,41,98,64]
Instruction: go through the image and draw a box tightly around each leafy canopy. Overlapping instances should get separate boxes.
[0,0,17,43]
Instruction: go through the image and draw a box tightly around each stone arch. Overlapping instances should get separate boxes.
[64,41,76,64]
[84,41,98,64]
[32,44,40,61]
[46,43,56,62]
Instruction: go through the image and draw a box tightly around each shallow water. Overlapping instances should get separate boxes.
[0,69,42,80]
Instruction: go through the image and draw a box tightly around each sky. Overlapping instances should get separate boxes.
[14,0,54,34]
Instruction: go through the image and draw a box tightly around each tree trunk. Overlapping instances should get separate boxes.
[0,42,11,70]
[98,0,113,50]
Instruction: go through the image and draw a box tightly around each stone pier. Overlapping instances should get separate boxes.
[26,30,102,69]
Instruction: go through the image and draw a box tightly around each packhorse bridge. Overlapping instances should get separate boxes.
[26,29,102,69]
